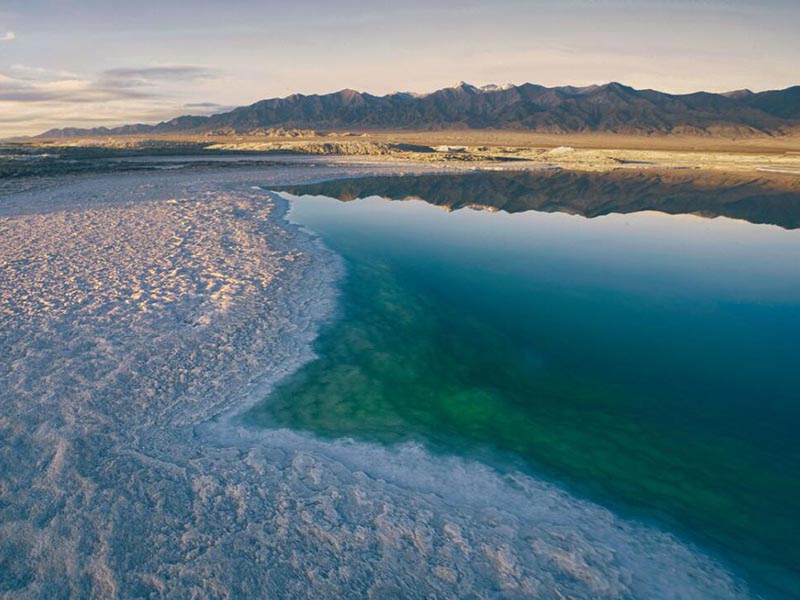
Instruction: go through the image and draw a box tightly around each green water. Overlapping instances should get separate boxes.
[247,189,800,598]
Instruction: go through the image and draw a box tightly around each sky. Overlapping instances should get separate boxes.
[1,0,798,136]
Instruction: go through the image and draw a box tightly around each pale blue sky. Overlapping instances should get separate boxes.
[1,0,798,135]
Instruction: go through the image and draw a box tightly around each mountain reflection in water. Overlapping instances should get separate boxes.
[275,168,800,229]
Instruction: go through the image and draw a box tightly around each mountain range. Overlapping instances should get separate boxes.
[40,81,800,138]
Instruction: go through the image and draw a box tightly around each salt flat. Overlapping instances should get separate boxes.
[0,166,757,599]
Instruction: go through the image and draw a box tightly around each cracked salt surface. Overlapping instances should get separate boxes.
[0,167,753,598]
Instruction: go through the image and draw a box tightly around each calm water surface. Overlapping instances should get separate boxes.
[247,177,800,598]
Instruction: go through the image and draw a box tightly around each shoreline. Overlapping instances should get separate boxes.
[0,164,763,598]
[197,187,346,430]
[6,133,800,180]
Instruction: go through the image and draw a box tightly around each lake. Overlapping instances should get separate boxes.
[245,171,800,599]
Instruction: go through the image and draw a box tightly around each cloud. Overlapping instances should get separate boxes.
[0,64,219,104]
[1,31,15,41]
[184,102,223,108]
[10,64,79,80]
[101,65,216,82]
[182,101,234,116]
[0,75,158,103]
[0,63,224,137]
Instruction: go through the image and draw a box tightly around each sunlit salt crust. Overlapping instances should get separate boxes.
[0,167,752,598]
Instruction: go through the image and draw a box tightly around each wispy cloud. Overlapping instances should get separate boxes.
[1,31,15,41]
[0,74,157,103]
[184,101,224,108]
[0,64,219,104]
[102,65,215,81]
[0,64,223,136]
[10,64,79,80]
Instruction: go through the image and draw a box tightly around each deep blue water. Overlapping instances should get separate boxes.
[248,182,800,599]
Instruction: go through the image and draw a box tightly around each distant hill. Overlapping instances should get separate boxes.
[39,82,800,138]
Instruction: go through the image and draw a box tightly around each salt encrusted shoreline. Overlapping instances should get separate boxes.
[0,164,755,599]
[0,168,344,597]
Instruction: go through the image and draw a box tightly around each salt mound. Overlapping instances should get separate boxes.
[546,146,576,156]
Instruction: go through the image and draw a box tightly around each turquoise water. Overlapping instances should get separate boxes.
[246,180,800,598]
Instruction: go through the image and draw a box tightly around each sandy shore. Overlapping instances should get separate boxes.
[0,164,756,598]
